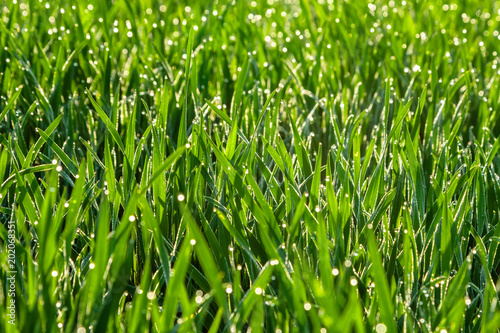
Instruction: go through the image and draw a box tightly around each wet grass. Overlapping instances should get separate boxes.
[1,0,500,332]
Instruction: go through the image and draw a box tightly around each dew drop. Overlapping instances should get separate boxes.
[376,324,387,333]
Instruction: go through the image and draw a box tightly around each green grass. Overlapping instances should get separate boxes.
[1,0,500,332]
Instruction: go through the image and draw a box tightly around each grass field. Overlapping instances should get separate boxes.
[1,0,500,332]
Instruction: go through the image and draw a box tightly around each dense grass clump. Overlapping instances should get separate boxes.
[1,0,500,332]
